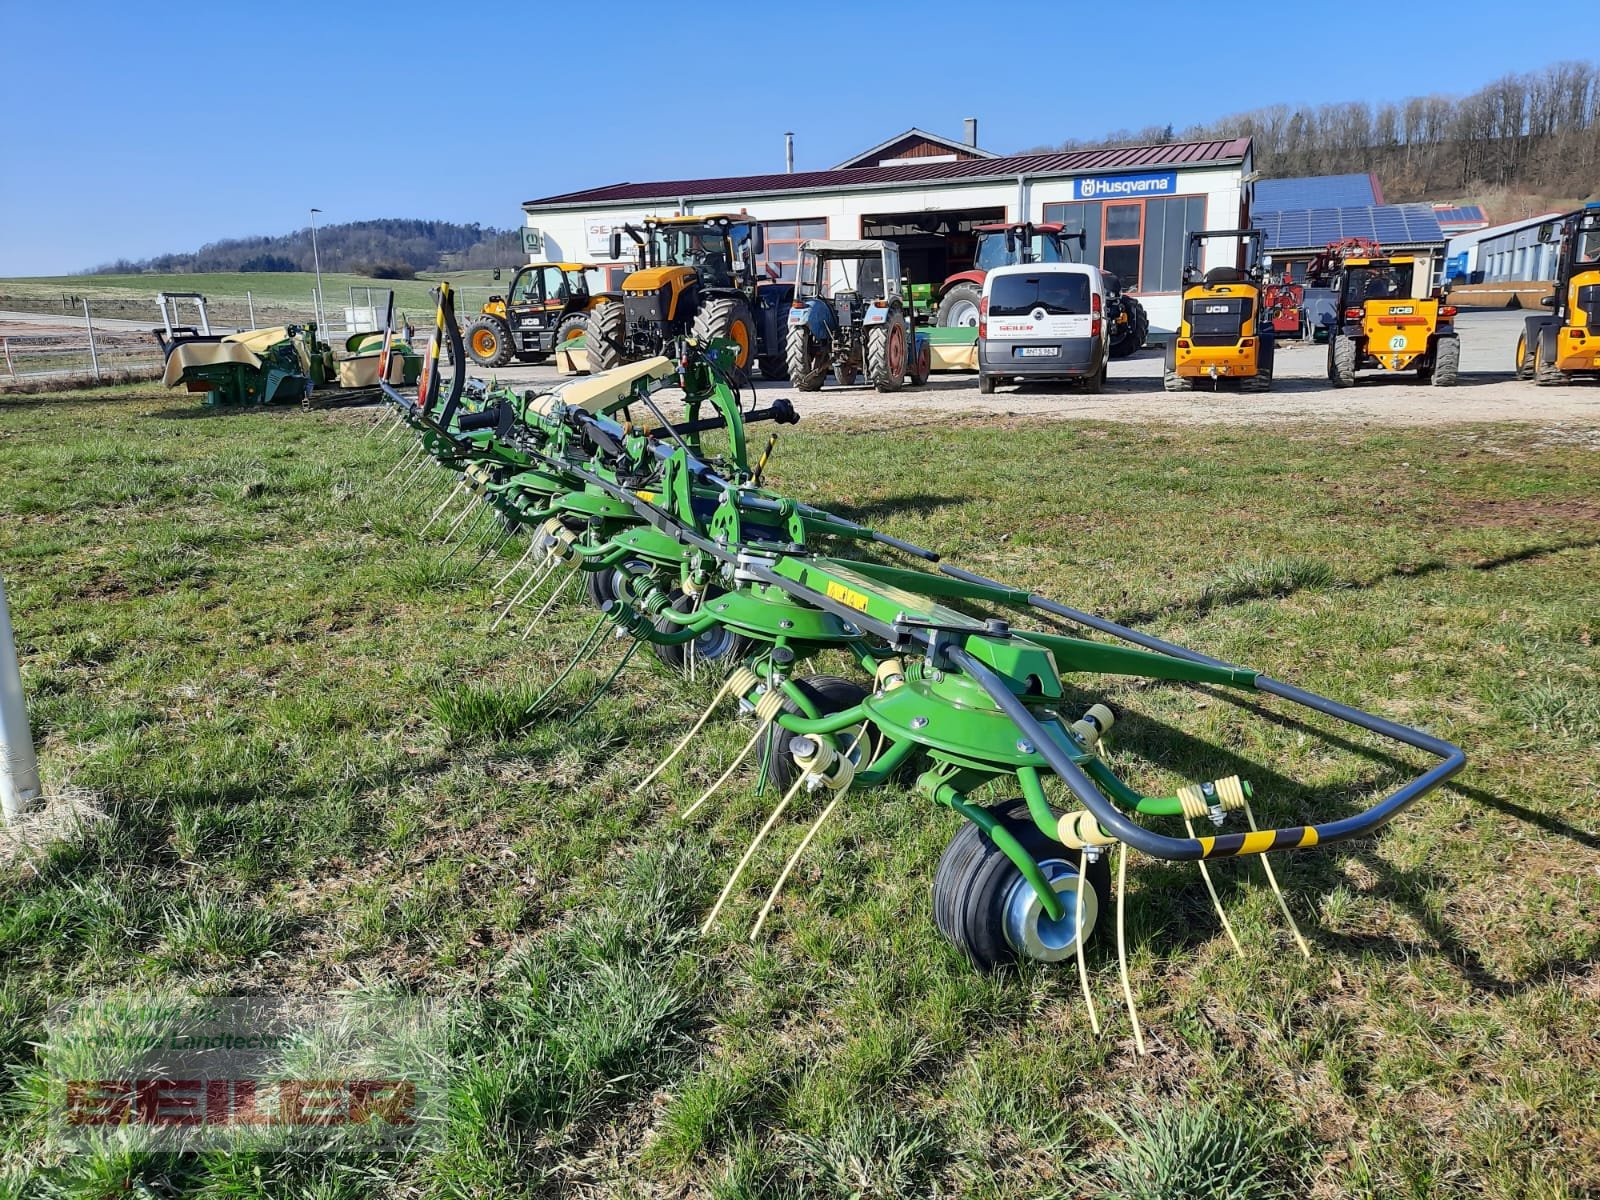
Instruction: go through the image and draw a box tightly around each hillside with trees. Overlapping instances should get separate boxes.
[85,219,522,278]
[1031,60,1599,209]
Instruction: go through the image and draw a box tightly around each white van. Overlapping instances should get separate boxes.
[978,263,1110,394]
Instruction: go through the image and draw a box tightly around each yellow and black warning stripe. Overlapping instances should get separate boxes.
[1196,826,1318,859]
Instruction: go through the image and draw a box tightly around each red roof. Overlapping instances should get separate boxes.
[523,138,1252,209]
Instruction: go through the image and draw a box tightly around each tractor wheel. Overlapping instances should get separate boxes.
[556,312,589,352]
[909,337,932,386]
[1329,335,1358,387]
[1162,341,1192,392]
[465,316,514,368]
[933,798,1112,971]
[785,324,828,391]
[761,675,868,795]
[1535,330,1569,386]
[691,296,758,381]
[867,312,908,393]
[937,282,983,329]
[1430,336,1460,387]
[651,590,750,675]
[757,354,788,382]
[1514,334,1534,380]
[1108,297,1148,359]
[585,300,626,373]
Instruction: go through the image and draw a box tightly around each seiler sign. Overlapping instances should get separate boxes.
[1072,171,1178,200]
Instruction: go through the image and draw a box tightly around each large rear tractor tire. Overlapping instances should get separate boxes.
[1430,336,1460,387]
[761,675,869,795]
[1109,297,1148,359]
[691,296,758,382]
[867,312,908,393]
[936,282,983,329]
[465,316,515,368]
[585,300,626,373]
[933,798,1112,971]
[785,324,828,391]
[1329,335,1358,387]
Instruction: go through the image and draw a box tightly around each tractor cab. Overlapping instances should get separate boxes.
[1327,254,1457,387]
[1165,229,1274,392]
[465,262,598,367]
[1516,207,1600,385]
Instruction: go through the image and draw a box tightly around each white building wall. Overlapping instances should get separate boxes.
[523,163,1246,333]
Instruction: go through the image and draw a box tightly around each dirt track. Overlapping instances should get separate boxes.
[487,309,1600,428]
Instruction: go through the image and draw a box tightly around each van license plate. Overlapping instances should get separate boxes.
[1015,346,1058,357]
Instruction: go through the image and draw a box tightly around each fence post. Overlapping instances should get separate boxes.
[247,291,256,329]
[2,338,13,379]
[0,575,43,824]
[82,298,101,381]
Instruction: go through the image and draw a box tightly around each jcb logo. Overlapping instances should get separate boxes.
[1390,305,1414,315]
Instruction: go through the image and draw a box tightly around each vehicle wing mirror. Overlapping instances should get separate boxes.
[1540,295,1556,307]
[609,231,622,260]
[751,225,765,256]
[1004,229,1016,255]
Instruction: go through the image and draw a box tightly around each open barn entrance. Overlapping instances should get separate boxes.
[860,206,1006,287]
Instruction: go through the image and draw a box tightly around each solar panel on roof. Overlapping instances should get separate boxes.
[1253,204,1443,250]
[1254,174,1380,212]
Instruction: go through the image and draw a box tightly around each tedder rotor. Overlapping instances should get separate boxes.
[368,286,1466,1049]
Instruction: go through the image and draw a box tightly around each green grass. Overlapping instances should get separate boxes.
[0,269,508,330]
[1,386,1597,1197]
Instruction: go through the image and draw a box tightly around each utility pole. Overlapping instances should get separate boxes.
[310,207,325,329]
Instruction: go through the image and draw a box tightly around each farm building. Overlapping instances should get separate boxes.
[1446,212,1566,283]
[519,128,1255,334]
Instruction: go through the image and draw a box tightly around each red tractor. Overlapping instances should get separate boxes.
[936,221,1149,357]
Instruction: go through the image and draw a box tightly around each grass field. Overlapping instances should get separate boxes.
[1,385,1597,1198]
[0,271,506,330]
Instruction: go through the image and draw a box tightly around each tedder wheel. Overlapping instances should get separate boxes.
[867,312,908,393]
[1329,335,1358,387]
[1515,334,1534,380]
[757,354,788,382]
[583,557,650,611]
[1108,296,1148,359]
[650,590,750,674]
[933,798,1112,971]
[691,296,758,383]
[909,337,932,386]
[761,675,868,795]
[1430,336,1460,387]
[936,282,983,329]
[585,300,627,373]
[465,316,514,368]
[785,323,828,391]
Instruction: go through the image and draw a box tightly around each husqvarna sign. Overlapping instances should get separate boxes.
[1072,171,1178,200]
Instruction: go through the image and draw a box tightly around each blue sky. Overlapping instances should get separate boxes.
[0,0,1570,276]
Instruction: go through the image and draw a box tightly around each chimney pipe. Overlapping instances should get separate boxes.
[963,118,978,148]
[785,131,794,174]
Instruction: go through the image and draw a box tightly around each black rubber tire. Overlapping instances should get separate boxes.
[761,675,868,795]
[583,557,649,611]
[556,312,589,351]
[757,354,788,382]
[1515,334,1534,380]
[1080,361,1104,394]
[465,316,514,368]
[1330,335,1358,387]
[1534,330,1568,386]
[978,371,995,395]
[785,323,828,391]
[836,361,860,387]
[1431,336,1460,387]
[585,300,626,373]
[691,296,758,380]
[909,337,932,386]
[1162,341,1192,392]
[1240,365,1272,392]
[933,798,1112,972]
[867,312,908,393]
[1108,296,1148,359]
[650,590,750,674]
[936,282,983,329]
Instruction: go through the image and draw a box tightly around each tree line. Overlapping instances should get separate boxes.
[1035,61,1600,202]
[85,219,524,277]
